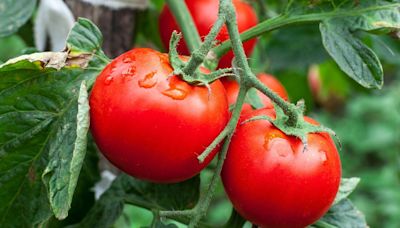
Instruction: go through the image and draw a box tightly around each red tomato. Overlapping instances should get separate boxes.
[159,0,258,68]
[90,48,229,183]
[223,73,289,112]
[222,109,341,228]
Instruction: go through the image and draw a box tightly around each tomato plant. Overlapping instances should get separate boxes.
[222,73,288,112]
[90,48,229,183]
[159,0,258,68]
[222,108,341,227]
[0,0,399,227]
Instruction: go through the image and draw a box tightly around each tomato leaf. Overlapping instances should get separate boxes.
[350,5,400,34]
[70,174,200,228]
[317,199,368,228]
[320,20,383,89]
[41,81,90,219]
[334,178,361,205]
[0,0,36,37]
[47,138,100,227]
[0,19,108,226]
[319,3,400,89]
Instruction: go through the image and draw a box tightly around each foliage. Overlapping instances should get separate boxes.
[0,0,399,227]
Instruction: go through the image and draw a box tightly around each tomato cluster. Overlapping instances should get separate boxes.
[90,0,342,227]
[159,0,258,69]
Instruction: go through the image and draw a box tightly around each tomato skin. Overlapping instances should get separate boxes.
[221,109,341,228]
[222,73,289,112]
[159,0,258,68]
[90,48,229,183]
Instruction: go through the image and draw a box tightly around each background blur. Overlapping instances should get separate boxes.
[1,0,399,227]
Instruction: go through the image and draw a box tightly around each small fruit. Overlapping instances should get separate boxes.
[159,0,258,68]
[222,108,341,228]
[90,48,229,183]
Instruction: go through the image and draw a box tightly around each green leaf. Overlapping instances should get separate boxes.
[0,35,27,62]
[72,174,200,228]
[0,0,36,37]
[262,25,328,71]
[350,5,400,34]
[318,3,400,89]
[334,178,360,205]
[67,18,103,55]
[317,199,368,228]
[0,19,107,226]
[42,81,90,219]
[222,209,246,228]
[320,20,383,89]
[47,137,100,227]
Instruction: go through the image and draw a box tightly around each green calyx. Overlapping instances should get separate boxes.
[243,100,339,151]
[168,32,231,87]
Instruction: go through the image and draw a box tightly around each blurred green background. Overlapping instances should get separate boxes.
[1,0,399,227]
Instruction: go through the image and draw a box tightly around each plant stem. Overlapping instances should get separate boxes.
[212,3,400,58]
[182,11,226,76]
[250,77,299,127]
[125,196,213,227]
[188,85,249,228]
[219,0,301,127]
[165,0,201,53]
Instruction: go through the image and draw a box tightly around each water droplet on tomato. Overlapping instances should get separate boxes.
[162,88,188,100]
[266,137,292,158]
[138,71,157,88]
[122,66,136,81]
[123,54,136,63]
[122,57,131,63]
[319,150,327,162]
[104,76,114,85]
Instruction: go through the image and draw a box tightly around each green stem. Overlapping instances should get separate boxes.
[165,0,202,53]
[250,77,299,127]
[182,9,226,75]
[125,196,213,227]
[197,126,229,163]
[220,0,303,127]
[212,3,400,58]
[188,85,249,228]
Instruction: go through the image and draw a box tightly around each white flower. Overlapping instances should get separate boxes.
[92,170,117,199]
[34,0,75,51]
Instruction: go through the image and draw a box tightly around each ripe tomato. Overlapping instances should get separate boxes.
[222,109,341,228]
[222,73,289,112]
[159,0,258,68]
[90,48,229,183]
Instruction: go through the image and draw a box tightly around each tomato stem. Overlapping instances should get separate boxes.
[212,3,400,58]
[222,0,300,128]
[165,0,202,53]
[182,12,226,76]
[188,85,248,228]
[164,0,329,226]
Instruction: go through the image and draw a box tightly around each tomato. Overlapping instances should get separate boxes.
[223,73,289,112]
[90,48,229,183]
[159,0,258,68]
[221,108,341,228]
